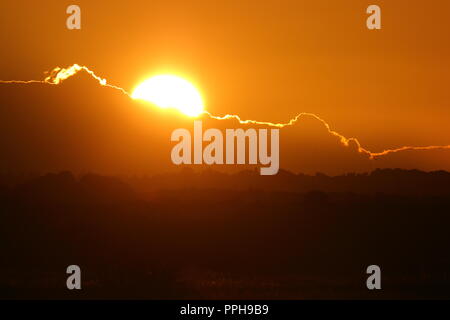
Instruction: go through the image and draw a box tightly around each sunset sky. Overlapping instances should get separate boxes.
[5,1,450,306]
[1,0,450,174]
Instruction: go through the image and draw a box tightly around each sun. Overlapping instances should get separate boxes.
[131,75,205,117]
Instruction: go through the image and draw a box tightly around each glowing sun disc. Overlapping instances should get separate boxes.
[131,75,205,117]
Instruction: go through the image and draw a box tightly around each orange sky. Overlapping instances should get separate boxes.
[1,0,450,155]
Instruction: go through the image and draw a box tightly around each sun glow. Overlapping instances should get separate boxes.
[131,75,205,117]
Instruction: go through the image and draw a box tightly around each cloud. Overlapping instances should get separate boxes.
[0,64,129,96]
[1,64,450,175]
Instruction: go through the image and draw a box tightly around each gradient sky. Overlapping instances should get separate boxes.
[1,0,450,154]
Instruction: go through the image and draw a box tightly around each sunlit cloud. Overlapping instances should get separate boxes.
[0,64,130,96]
[2,63,450,160]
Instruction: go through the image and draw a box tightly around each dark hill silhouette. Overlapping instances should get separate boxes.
[1,168,450,299]
[10,171,138,206]
[126,167,450,195]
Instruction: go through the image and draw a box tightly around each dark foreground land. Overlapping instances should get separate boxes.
[1,168,450,299]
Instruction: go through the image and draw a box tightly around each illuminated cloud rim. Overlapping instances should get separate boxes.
[1,64,450,159]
